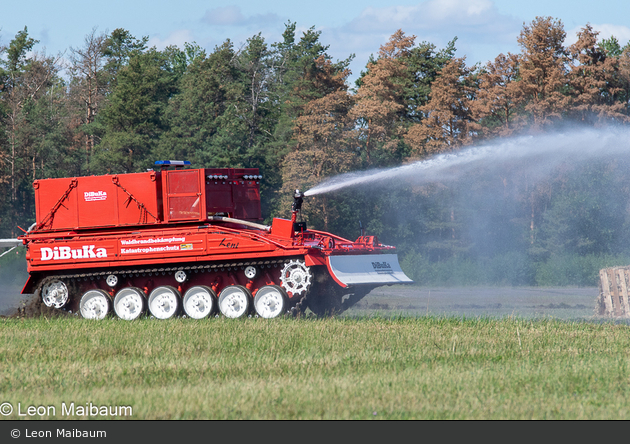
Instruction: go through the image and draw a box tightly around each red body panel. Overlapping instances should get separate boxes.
[24,224,295,269]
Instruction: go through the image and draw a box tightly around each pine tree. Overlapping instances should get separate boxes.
[157,40,247,167]
[350,30,414,167]
[68,28,109,172]
[567,24,628,123]
[405,57,476,156]
[0,27,70,235]
[91,47,177,173]
[471,52,524,137]
[514,16,570,128]
[281,56,355,228]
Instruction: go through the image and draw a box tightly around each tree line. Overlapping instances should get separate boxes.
[2,17,630,285]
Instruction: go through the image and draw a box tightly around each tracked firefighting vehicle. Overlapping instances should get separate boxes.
[15,161,412,320]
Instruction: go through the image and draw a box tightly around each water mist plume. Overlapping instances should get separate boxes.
[304,127,630,196]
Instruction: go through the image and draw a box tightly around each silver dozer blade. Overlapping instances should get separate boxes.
[327,253,413,286]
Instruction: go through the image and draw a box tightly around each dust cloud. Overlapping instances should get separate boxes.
[0,247,30,316]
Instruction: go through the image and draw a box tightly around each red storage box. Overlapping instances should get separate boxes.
[34,171,162,231]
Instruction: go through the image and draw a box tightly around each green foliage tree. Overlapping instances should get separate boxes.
[264,23,353,217]
[157,40,247,167]
[102,28,149,85]
[0,27,72,236]
[91,47,177,173]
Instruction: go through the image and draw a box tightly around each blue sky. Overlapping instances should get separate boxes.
[3,0,630,84]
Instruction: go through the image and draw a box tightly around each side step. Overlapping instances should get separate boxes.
[326,254,413,287]
[598,266,630,317]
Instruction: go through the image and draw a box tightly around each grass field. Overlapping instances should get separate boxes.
[2,309,630,420]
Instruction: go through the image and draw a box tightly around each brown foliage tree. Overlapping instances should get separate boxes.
[281,56,356,229]
[471,53,524,137]
[515,16,570,128]
[567,24,628,123]
[350,30,414,166]
[405,57,475,157]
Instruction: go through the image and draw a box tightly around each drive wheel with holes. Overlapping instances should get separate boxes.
[183,286,216,319]
[148,286,180,319]
[218,285,251,318]
[40,278,71,308]
[79,289,111,320]
[113,287,146,320]
[254,285,287,319]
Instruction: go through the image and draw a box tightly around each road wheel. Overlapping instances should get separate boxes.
[183,286,216,319]
[218,285,251,318]
[148,286,180,319]
[79,289,111,320]
[113,287,146,320]
[254,285,287,319]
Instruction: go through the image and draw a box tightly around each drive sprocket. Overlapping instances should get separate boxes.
[280,259,312,296]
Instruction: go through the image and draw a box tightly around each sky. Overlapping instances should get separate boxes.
[2,0,630,85]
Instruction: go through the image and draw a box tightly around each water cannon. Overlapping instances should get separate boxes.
[291,189,304,223]
[292,189,304,212]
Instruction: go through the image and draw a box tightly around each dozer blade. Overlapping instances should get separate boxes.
[326,254,413,287]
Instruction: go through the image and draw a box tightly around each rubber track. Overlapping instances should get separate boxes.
[47,257,300,281]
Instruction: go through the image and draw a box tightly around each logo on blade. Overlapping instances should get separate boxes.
[41,245,108,261]
[372,261,393,274]
[84,191,107,202]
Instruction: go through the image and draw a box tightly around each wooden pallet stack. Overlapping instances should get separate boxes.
[598,266,630,317]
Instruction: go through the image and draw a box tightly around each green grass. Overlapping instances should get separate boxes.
[1,314,630,419]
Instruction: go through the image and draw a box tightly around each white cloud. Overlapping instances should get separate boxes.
[203,6,245,26]
[423,0,494,23]
[202,5,281,27]
[148,29,196,50]
[319,0,522,83]
[565,23,630,46]
[346,0,517,38]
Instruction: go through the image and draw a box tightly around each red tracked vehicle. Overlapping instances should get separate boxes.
[17,161,412,319]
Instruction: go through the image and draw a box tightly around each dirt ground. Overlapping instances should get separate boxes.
[345,285,603,321]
